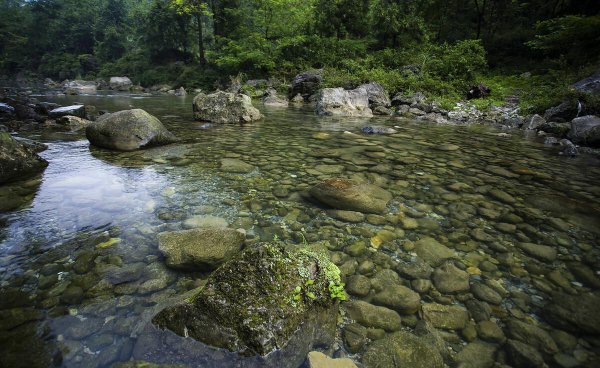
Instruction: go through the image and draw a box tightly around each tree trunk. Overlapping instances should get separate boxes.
[196,14,206,65]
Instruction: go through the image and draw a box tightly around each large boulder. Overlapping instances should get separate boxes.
[0,102,15,121]
[567,115,600,147]
[157,228,245,271]
[358,82,391,108]
[362,331,444,368]
[86,109,178,151]
[152,243,343,358]
[290,71,322,100]
[573,69,600,95]
[316,88,373,117]
[62,80,97,95]
[0,132,48,184]
[109,76,133,91]
[309,178,392,214]
[193,91,263,124]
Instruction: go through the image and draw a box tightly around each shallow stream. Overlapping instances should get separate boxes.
[1,93,599,367]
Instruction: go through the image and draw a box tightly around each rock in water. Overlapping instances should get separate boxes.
[309,178,392,214]
[361,126,397,135]
[109,76,133,91]
[567,115,600,147]
[307,351,358,368]
[157,228,245,271]
[152,243,343,357]
[0,132,48,184]
[316,88,373,117]
[49,105,86,118]
[86,109,178,151]
[362,331,444,368]
[193,91,263,124]
[544,291,600,334]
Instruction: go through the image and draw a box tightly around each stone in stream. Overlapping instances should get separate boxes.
[0,132,48,184]
[432,262,470,294]
[344,300,402,331]
[55,115,92,131]
[86,109,179,151]
[370,269,421,314]
[309,178,392,214]
[543,291,600,334]
[567,115,600,147]
[193,91,263,124]
[290,70,322,100]
[506,319,558,355]
[63,79,97,95]
[362,331,444,368]
[109,76,133,91]
[315,87,373,117]
[306,351,357,368]
[157,228,245,271]
[151,243,342,361]
[516,242,557,262]
[360,126,397,135]
[505,339,546,368]
[420,303,469,330]
[471,282,503,305]
[413,237,455,266]
[220,158,255,173]
[454,341,498,368]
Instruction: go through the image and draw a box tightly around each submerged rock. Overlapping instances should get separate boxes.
[544,291,600,334]
[152,243,343,357]
[362,330,444,368]
[86,109,178,151]
[361,126,397,135]
[193,91,263,124]
[567,115,600,147]
[157,228,245,271]
[306,351,357,368]
[316,88,373,117]
[309,178,392,214]
[0,132,48,184]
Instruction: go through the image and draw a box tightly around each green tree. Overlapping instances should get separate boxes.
[169,0,210,64]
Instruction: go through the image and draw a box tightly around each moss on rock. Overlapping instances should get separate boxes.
[152,242,343,357]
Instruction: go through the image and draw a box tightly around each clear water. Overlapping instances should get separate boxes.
[1,93,599,367]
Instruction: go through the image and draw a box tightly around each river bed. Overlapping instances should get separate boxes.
[1,93,599,367]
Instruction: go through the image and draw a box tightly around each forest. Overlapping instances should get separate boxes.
[0,0,599,112]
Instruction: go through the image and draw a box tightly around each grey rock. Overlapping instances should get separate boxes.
[309,178,392,214]
[49,104,86,118]
[454,341,498,368]
[220,158,255,173]
[0,132,48,184]
[157,228,245,271]
[358,82,391,108]
[290,71,322,99]
[506,319,558,355]
[193,91,263,124]
[413,237,455,266]
[505,339,546,368]
[526,114,546,130]
[109,76,133,91]
[567,115,600,147]
[315,87,373,117]
[86,109,178,151]
[471,282,503,305]
[573,69,600,95]
[516,242,557,262]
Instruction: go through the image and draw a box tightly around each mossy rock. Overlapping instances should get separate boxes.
[0,132,48,184]
[152,243,343,357]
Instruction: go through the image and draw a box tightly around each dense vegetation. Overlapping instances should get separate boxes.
[1,0,599,112]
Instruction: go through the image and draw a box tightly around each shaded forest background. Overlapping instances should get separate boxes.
[1,0,599,112]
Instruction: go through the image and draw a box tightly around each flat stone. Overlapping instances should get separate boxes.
[414,237,455,266]
[158,228,245,271]
[326,210,365,223]
[517,242,557,262]
[544,292,600,334]
[454,341,498,368]
[432,262,470,294]
[220,158,255,173]
[362,331,443,368]
[309,178,392,214]
[420,303,469,330]
[307,351,358,368]
[471,282,503,305]
[505,339,546,368]
[183,215,228,229]
[506,319,557,355]
[345,300,402,331]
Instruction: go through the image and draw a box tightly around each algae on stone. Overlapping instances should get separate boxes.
[152,243,344,357]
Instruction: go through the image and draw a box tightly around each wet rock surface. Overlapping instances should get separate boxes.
[193,91,263,124]
[86,109,179,151]
[0,132,48,183]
